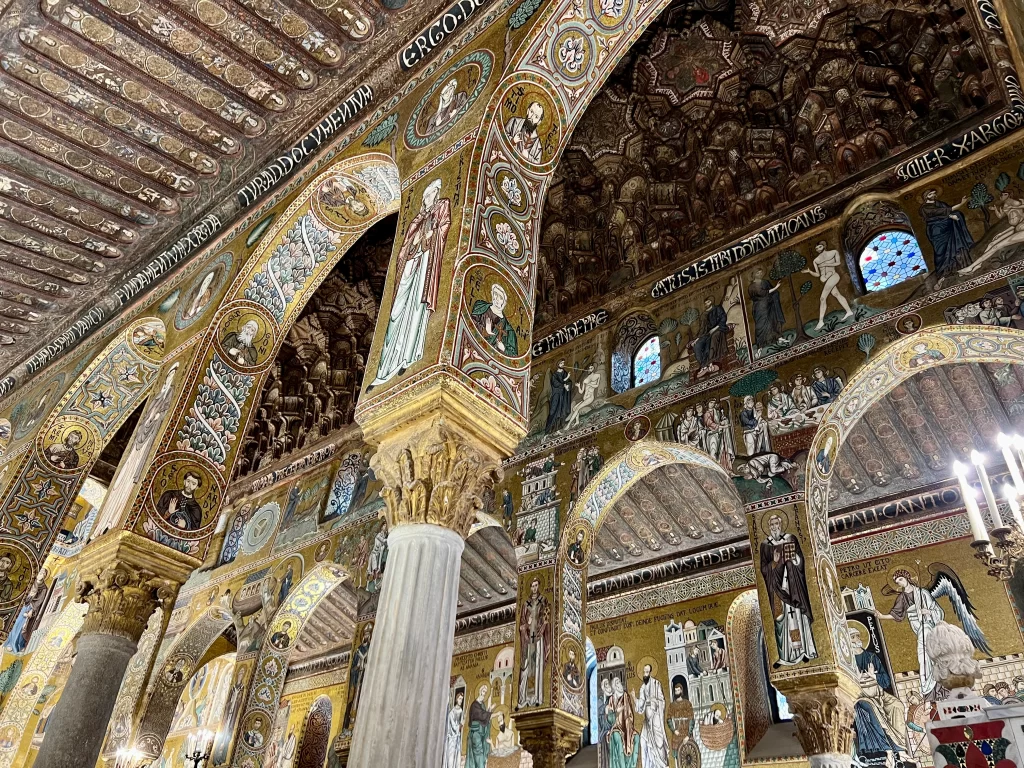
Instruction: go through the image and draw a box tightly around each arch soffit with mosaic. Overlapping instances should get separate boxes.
[117,155,401,561]
[545,440,738,716]
[805,326,1024,525]
[133,605,236,760]
[232,563,354,768]
[0,602,86,768]
[0,317,167,627]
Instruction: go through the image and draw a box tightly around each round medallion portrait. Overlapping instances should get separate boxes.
[147,458,222,538]
[624,414,651,442]
[497,80,562,169]
[38,416,98,474]
[896,336,956,372]
[559,638,586,692]
[405,51,493,149]
[312,174,375,231]
[175,253,232,330]
[462,265,530,361]
[563,523,591,569]
[129,319,166,361]
[214,305,276,372]
[0,541,34,609]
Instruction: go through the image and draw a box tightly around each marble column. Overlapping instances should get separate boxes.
[515,710,586,768]
[347,418,501,768]
[33,532,197,768]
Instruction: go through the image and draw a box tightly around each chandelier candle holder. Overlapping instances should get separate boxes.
[114,747,143,768]
[956,434,1024,581]
[183,729,215,768]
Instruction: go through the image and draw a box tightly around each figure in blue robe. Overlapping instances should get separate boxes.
[810,367,842,404]
[921,190,975,279]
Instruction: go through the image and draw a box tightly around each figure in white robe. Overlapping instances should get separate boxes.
[565,364,601,430]
[633,666,669,768]
[370,179,451,387]
[442,692,465,768]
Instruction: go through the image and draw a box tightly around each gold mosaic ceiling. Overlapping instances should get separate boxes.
[0,0,447,371]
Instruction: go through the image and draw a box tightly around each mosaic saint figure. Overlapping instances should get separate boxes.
[606,676,640,768]
[471,282,518,355]
[703,399,734,472]
[748,267,787,352]
[183,269,217,322]
[505,101,545,164]
[222,320,260,366]
[44,430,82,470]
[759,514,817,665]
[517,577,550,707]
[877,564,991,699]
[442,691,464,768]
[810,366,843,404]
[690,296,728,376]
[344,623,373,729]
[565,364,600,430]
[849,625,909,763]
[740,396,771,455]
[465,684,497,768]
[803,240,854,330]
[4,569,48,653]
[426,78,468,134]
[598,678,614,767]
[920,188,974,285]
[633,665,669,768]
[155,471,204,531]
[370,179,451,387]
[545,359,573,434]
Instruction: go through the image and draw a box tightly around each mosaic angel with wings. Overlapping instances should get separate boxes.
[877,562,991,700]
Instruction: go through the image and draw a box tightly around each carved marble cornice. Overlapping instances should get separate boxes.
[74,531,200,642]
[370,416,503,538]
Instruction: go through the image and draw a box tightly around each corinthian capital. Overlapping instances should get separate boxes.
[73,531,199,642]
[370,417,502,537]
[77,561,177,642]
[786,687,856,765]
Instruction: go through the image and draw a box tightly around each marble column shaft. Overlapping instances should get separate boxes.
[347,524,464,768]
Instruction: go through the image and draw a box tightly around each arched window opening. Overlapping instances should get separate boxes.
[842,198,925,295]
[859,231,928,292]
[612,313,659,393]
[633,336,661,387]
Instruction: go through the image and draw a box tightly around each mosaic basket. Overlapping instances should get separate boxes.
[699,719,735,751]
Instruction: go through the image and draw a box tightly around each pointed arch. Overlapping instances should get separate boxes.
[233,563,354,768]
[296,695,333,768]
[535,440,741,718]
[0,602,85,768]
[133,605,236,760]
[805,326,1024,527]
[0,317,167,632]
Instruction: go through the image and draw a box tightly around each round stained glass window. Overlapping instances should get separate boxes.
[859,230,928,292]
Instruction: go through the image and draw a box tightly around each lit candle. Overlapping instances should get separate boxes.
[956,461,990,543]
[972,450,1005,529]
[999,433,1024,494]
[1004,483,1024,531]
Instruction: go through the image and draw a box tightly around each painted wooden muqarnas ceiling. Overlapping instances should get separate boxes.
[0,0,449,371]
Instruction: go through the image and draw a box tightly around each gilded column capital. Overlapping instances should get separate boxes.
[369,417,503,538]
[74,531,200,642]
[514,709,585,768]
[786,685,857,764]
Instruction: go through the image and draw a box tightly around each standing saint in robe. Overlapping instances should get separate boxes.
[442,691,464,768]
[633,665,669,768]
[759,514,817,665]
[748,268,787,354]
[689,297,728,376]
[606,676,640,768]
[920,188,974,285]
[465,685,498,768]
[370,179,451,387]
[545,360,573,434]
[93,363,180,539]
[517,577,549,707]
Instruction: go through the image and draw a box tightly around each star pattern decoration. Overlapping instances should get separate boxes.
[118,365,140,384]
[31,478,58,502]
[11,512,42,535]
[90,389,114,409]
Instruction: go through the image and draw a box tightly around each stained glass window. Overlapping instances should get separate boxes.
[859,230,927,292]
[633,336,661,387]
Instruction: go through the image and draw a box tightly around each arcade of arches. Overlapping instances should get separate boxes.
[2,0,1024,766]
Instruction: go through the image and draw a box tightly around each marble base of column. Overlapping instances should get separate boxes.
[808,754,853,768]
[33,633,138,768]
[348,524,464,768]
